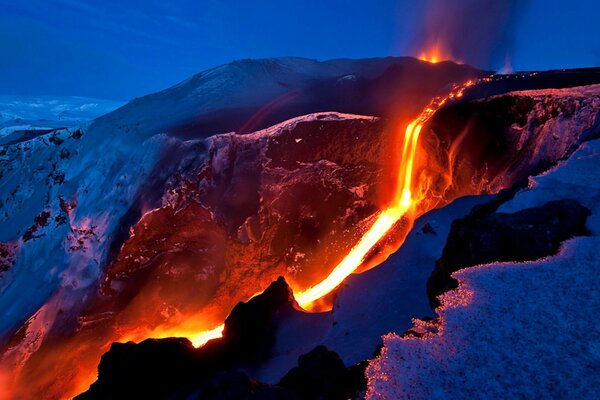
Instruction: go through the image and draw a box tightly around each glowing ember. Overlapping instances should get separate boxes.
[184,79,477,347]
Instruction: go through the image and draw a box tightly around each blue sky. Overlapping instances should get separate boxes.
[0,0,598,100]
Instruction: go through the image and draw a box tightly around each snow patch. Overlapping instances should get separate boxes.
[367,140,600,399]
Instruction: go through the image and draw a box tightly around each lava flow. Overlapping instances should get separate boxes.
[186,79,476,348]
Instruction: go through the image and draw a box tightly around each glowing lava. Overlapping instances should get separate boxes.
[185,79,476,348]
[418,42,454,64]
[189,324,225,347]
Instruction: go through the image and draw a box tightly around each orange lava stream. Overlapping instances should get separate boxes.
[186,80,475,348]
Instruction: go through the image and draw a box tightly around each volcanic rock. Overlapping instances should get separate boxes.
[201,370,299,400]
[77,277,295,399]
[416,84,600,210]
[217,276,298,361]
[278,345,367,400]
[77,277,363,400]
[428,198,591,307]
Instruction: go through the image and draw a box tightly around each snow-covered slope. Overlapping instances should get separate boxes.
[255,194,493,384]
[367,140,600,399]
[89,56,485,139]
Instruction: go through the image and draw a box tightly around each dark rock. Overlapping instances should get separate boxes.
[81,337,198,400]
[428,199,591,307]
[48,133,65,145]
[421,223,436,235]
[0,242,17,274]
[76,278,367,400]
[77,277,299,400]
[279,345,367,400]
[462,67,600,102]
[200,370,299,400]
[71,128,83,139]
[22,210,52,242]
[220,276,298,361]
[420,84,600,205]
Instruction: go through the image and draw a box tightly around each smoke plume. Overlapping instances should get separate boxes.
[412,0,526,70]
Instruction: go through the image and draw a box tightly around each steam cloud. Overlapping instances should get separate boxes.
[412,0,526,70]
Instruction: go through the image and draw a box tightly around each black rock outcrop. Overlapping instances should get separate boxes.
[278,345,367,400]
[77,277,296,399]
[76,278,365,400]
[428,198,591,307]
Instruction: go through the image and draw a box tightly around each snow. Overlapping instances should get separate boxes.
[0,120,186,343]
[0,95,123,124]
[0,95,123,145]
[240,111,378,141]
[88,57,420,140]
[367,139,600,399]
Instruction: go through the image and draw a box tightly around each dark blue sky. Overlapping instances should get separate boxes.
[1,0,598,100]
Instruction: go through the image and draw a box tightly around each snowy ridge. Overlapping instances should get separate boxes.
[89,57,407,139]
[0,122,183,340]
[230,111,378,140]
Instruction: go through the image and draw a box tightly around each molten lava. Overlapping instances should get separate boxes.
[188,324,225,347]
[184,79,476,348]
[418,42,455,64]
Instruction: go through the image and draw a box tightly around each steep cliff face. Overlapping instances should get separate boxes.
[0,112,392,399]
[84,112,390,346]
[416,84,600,212]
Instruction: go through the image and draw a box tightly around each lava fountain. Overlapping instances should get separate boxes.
[419,41,456,64]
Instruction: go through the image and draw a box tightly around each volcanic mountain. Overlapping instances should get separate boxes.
[1,57,600,399]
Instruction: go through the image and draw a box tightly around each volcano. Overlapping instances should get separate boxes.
[1,57,600,400]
